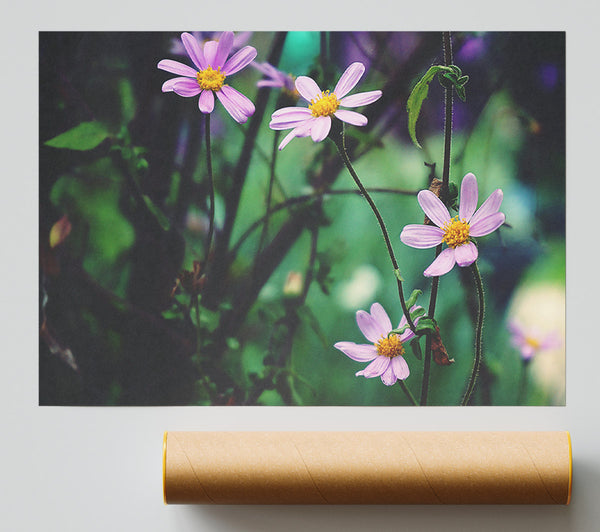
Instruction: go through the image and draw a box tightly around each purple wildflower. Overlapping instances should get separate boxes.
[400,173,505,277]
[269,62,382,150]
[253,61,297,95]
[334,303,421,386]
[158,32,257,124]
[508,320,561,361]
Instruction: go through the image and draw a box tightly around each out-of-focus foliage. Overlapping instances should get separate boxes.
[39,32,565,406]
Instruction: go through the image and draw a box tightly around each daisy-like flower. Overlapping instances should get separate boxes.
[334,302,420,386]
[400,173,505,277]
[269,62,382,150]
[158,32,257,124]
[253,61,297,94]
[508,320,560,361]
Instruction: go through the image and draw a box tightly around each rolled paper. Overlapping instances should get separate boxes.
[163,431,572,505]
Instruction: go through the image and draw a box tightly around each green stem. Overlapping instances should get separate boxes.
[194,294,202,357]
[204,114,215,270]
[461,261,485,406]
[398,379,418,406]
[258,130,280,254]
[332,130,415,332]
[420,31,454,406]
[517,358,531,405]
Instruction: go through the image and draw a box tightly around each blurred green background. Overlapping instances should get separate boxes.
[39,31,565,406]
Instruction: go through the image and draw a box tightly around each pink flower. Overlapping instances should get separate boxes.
[253,61,297,94]
[508,320,561,360]
[158,32,257,124]
[334,303,420,386]
[400,173,505,277]
[269,62,382,150]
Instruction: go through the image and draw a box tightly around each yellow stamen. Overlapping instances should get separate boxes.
[441,216,471,248]
[196,66,226,91]
[525,336,541,350]
[309,90,340,117]
[375,334,405,359]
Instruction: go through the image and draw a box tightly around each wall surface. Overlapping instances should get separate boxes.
[3,1,599,530]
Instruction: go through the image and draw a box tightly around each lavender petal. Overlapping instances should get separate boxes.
[356,309,387,343]
[198,90,215,113]
[181,33,206,70]
[380,364,398,386]
[334,109,367,126]
[172,79,202,97]
[418,190,451,228]
[469,211,505,237]
[369,303,392,334]
[310,116,331,142]
[339,90,382,108]
[295,76,322,103]
[223,46,257,76]
[454,241,478,267]
[392,356,410,380]
[424,247,456,277]
[400,224,444,249]
[217,85,255,123]
[355,356,390,378]
[459,172,479,221]
[213,31,234,68]
[470,189,504,227]
[157,59,197,78]
[334,342,378,362]
[333,62,365,99]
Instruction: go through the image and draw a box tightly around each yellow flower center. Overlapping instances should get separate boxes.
[196,66,226,91]
[375,334,405,359]
[441,216,471,248]
[309,90,340,117]
[525,336,541,349]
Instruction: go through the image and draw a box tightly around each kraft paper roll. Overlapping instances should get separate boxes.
[163,431,572,505]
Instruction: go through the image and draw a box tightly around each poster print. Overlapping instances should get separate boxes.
[39,31,565,406]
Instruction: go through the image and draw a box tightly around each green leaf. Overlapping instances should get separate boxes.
[410,307,426,320]
[394,268,404,282]
[297,306,329,348]
[406,289,422,309]
[45,121,111,151]
[415,317,437,334]
[389,324,410,337]
[142,195,170,231]
[407,65,452,149]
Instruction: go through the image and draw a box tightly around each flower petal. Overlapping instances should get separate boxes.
[310,116,331,142]
[216,85,255,123]
[334,109,367,126]
[334,342,378,362]
[172,79,202,97]
[339,90,382,108]
[400,224,444,249]
[470,189,504,227]
[424,247,456,277]
[454,241,478,267]
[380,364,398,386]
[369,303,392,334]
[162,77,190,92]
[181,33,206,70]
[334,62,365,99]
[223,46,257,75]
[157,59,198,78]
[459,172,479,221]
[356,309,387,343]
[469,212,505,237]
[278,121,313,150]
[295,76,322,103]
[356,356,390,378]
[391,356,410,380]
[198,90,215,113]
[270,108,312,130]
[417,190,451,228]
[203,40,218,66]
[213,31,234,68]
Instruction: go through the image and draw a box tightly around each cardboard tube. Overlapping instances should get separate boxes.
[163,431,572,505]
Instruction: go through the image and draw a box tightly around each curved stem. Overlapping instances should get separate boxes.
[420,31,454,406]
[332,131,415,332]
[461,261,485,406]
[398,379,418,406]
[204,114,215,269]
[258,130,281,254]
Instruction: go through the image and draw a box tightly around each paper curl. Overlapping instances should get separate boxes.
[163,431,572,505]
